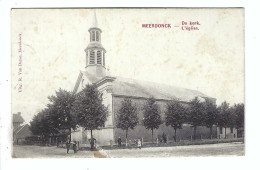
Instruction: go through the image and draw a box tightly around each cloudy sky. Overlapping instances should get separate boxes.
[11,8,244,123]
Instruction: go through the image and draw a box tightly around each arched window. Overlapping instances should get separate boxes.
[89,50,95,64]
[96,31,99,41]
[97,50,102,64]
[91,31,95,41]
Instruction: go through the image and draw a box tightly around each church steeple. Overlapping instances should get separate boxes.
[92,11,98,28]
[85,11,106,78]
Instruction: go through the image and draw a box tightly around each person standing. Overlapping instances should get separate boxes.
[72,141,77,153]
[89,137,96,151]
[118,136,122,147]
[66,140,70,154]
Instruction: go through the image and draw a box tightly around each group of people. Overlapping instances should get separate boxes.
[63,137,97,154]
[117,136,142,149]
[158,133,167,143]
[65,140,78,154]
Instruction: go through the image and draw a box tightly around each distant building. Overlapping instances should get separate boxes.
[217,127,237,139]
[71,12,235,146]
[13,112,32,144]
[13,112,24,130]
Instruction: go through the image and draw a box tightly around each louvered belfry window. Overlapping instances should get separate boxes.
[89,50,95,64]
[97,50,102,64]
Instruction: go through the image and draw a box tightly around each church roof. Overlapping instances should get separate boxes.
[73,69,214,103]
[108,77,213,102]
[75,71,214,103]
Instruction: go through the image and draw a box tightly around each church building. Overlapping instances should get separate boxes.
[71,12,228,146]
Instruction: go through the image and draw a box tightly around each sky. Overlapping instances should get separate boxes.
[11,8,244,123]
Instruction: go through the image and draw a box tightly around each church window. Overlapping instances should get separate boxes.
[91,30,95,41]
[96,31,99,41]
[97,50,102,64]
[89,50,95,64]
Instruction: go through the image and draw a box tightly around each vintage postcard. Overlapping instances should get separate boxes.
[11,8,244,158]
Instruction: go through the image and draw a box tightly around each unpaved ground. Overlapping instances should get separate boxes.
[13,142,244,158]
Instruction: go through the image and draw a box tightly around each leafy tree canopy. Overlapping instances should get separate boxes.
[217,101,231,128]
[165,100,187,130]
[116,98,138,131]
[188,97,205,127]
[143,97,162,130]
[204,100,218,128]
[71,84,108,131]
[48,88,76,130]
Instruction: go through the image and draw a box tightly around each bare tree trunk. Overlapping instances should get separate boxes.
[174,128,177,142]
[69,128,71,142]
[125,129,128,147]
[152,128,154,143]
[194,126,197,140]
[210,126,213,139]
[225,128,227,139]
[90,129,94,150]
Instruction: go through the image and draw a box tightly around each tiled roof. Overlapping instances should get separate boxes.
[77,72,214,102]
[14,124,32,138]
[110,77,213,102]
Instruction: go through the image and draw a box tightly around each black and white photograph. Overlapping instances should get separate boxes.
[10,8,245,158]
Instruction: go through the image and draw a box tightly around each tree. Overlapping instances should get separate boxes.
[47,88,76,142]
[71,84,108,150]
[217,101,231,139]
[29,108,57,145]
[233,103,244,136]
[165,100,187,142]
[204,100,218,138]
[116,98,138,145]
[142,98,162,143]
[188,97,205,140]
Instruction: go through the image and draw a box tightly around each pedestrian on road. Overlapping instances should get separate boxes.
[73,141,77,153]
[66,140,70,154]
[118,136,122,147]
[89,137,96,151]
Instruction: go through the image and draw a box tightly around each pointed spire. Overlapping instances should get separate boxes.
[92,10,98,28]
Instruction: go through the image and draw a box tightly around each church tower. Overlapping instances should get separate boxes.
[85,12,106,78]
